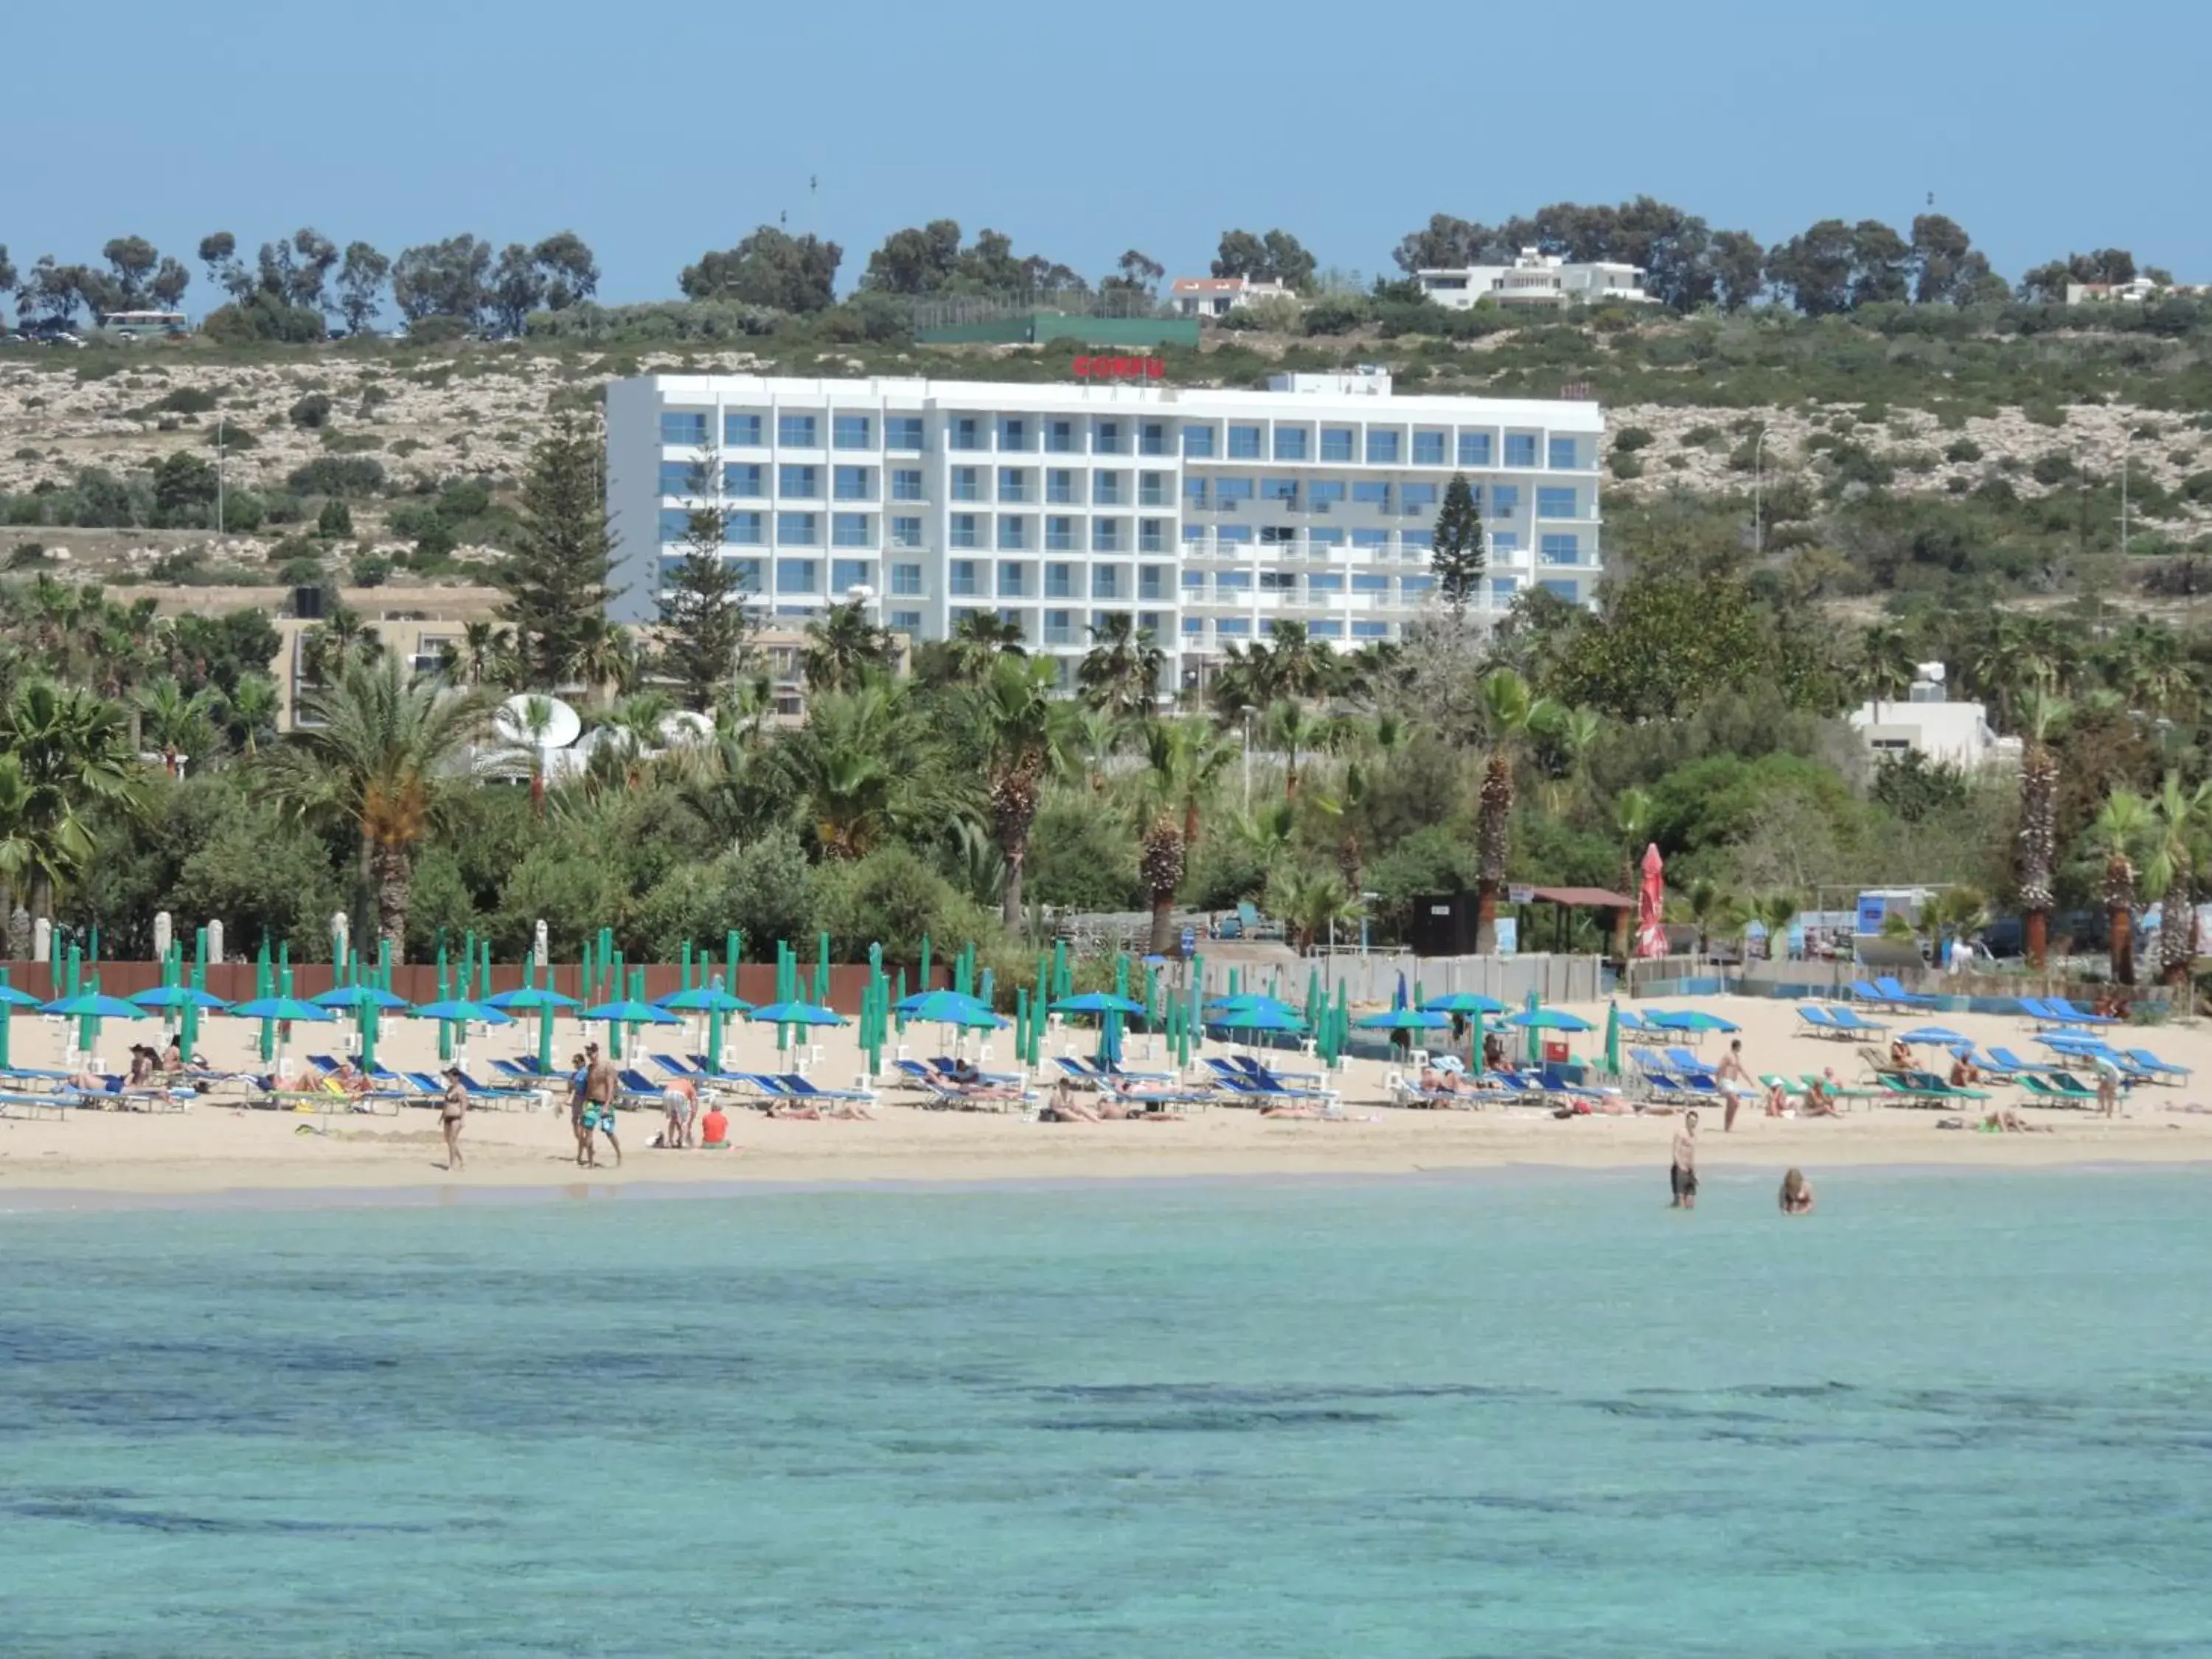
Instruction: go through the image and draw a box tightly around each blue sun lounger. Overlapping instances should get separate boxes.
[2047,996,2118,1025]
[2123,1046,2188,1081]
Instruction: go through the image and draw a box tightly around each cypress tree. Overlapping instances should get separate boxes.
[502,412,623,686]
[657,454,756,710]
[1430,472,1485,619]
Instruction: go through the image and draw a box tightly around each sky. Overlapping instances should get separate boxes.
[12,0,2211,308]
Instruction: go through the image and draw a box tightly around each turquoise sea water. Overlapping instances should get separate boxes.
[7,1169,2212,1656]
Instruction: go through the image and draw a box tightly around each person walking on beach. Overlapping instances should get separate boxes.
[439,1066,467,1172]
[1669,1110,1700,1210]
[1716,1039,1753,1132]
[1779,1168,1816,1214]
[2093,1051,2124,1119]
[566,1051,591,1165]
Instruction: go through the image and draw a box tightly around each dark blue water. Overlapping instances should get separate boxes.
[7,1171,2212,1655]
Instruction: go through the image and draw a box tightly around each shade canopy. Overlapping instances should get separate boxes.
[1647,1009,1741,1034]
[1420,992,1510,1015]
[313,984,414,1012]
[748,1000,849,1027]
[41,992,147,1020]
[1506,1007,1595,1032]
[1213,1006,1307,1034]
[1898,1026,1972,1046]
[1051,992,1149,1017]
[0,984,43,1008]
[229,996,335,1023]
[488,986,586,1012]
[901,990,1001,1026]
[129,985,232,1012]
[412,998,517,1026]
[577,1000,681,1026]
[1356,1008,1450,1032]
[655,986,753,1014]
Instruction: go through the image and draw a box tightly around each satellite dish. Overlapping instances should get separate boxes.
[493,693,582,749]
[658,710,713,748]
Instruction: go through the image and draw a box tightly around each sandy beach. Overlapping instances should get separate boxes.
[4,992,2210,1200]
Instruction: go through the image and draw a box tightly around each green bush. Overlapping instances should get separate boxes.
[289,392,333,429]
[1613,426,1655,453]
[317,498,355,537]
[156,387,219,414]
[2031,452,2076,486]
[1608,450,1645,481]
[285,456,387,498]
[1943,437,1983,463]
[349,552,392,587]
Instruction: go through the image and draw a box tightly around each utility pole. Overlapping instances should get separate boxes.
[216,414,226,535]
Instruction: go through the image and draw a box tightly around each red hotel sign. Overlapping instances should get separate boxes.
[1073,355,1165,379]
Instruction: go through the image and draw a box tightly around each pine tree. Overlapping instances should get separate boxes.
[657,452,755,710]
[501,413,623,687]
[1430,473,1485,619]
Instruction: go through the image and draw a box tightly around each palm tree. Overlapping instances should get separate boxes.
[777,681,921,858]
[1262,697,1329,797]
[1753,891,1799,961]
[1545,704,1603,814]
[1136,717,1235,953]
[457,621,517,686]
[1269,863,1362,953]
[801,601,895,694]
[269,653,497,959]
[1077,613,1164,718]
[1068,705,1126,794]
[2145,773,2211,986]
[1473,668,1557,951]
[1859,624,1917,719]
[1,679,145,921]
[968,653,1061,927]
[1613,785,1654,958]
[1919,886,1989,969]
[570,617,640,702]
[945,611,1026,684]
[2088,789,2154,984]
[2016,692,2068,969]
[596,691,677,788]
[217,675,281,759]
[1673,877,1742,960]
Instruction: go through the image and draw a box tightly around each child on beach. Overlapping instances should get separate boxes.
[1669,1110,1699,1210]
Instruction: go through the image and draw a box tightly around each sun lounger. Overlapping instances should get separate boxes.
[0,1090,70,1119]
[1795,1005,1849,1037]
[928,1055,1020,1085]
[651,1053,705,1079]
[0,1065,74,1082]
[770,1074,875,1104]
[1388,1072,1462,1107]
[2122,1046,2188,1081]
[1054,1057,1105,1085]
[2045,997,2118,1026]
[1216,1075,1341,1107]
[2019,1072,2098,1104]
[1874,975,1937,1009]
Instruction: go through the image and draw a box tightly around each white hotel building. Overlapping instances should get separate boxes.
[605,369,1604,689]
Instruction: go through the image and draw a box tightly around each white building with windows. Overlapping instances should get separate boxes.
[1169,276,1298,317]
[605,369,1605,694]
[1416,249,1650,310]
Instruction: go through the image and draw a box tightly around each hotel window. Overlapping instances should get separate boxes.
[1214,477,1256,506]
[1352,621,1391,639]
[1182,616,1205,638]
[1216,524,1253,545]
[1353,481,1391,509]
[890,609,923,633]
[779,464,819,498]
[1366,430,1401,464]
[950,513,980,549]
[1307,480,1346,511]
[1504,433,1538,467]
[1227,424,1262,459]
[1492,531,1520,554]
[1215,569,1251,591]
[657,507,689,543]
[998,561,1027,597]
[1182,524,1206,546]
[1043,609,1073,645]
[1458,432,1493,466]
[1548,436,1580,470]
[1092,519,1121,553]
[1138,611,1164,639]
[726,557,763,590]
[1139,565,1166,600]
[1046,517,1074,552]
[833,465,874,502]
[1492,576,1520,601]
[1217,617,1252,638]
[1352,528,1388,549]
[1047,468,1076,504]
[776,559,820,594]
[1094,420,1124,455]
[1046,420,1075,453]
[832,513,873,549]
[1308,571,1344,593]
[1140,421,1167,456]
[1541,533,1581,564]
[1182,568,1207,591]
[1353,572,1391,593]
[1413,431,1447,466]
[833,414,872,450]
[951,417,982,451]
[1320,428,1354,462]
[832,558,872,591]
[1139,520,1166,554]
[1310,619,1345,639]
[725,511,764,546]
[1490,485,1520,519]
[891,468,924,502]
[999,417,1028,451]
[998,467,1029,503]
[889,516,922,549]
[1261,526,1295,546]
[1092,566,1120,599]
[1182,424,1216,458]
[776,511,818,546]
[1402,529,1433,550]
[778,413,818,448]
[1093,472,1122,507]
[1274,427,1309,461]
[660,411,707,446]
[951,466,982,502]
[1045,563,1074,599]
[886,417,925,452]
[998,515,1026,551]
[1309,526,1344,546]
[1538,487,1578,518]
[891,563,923,595]
[1261,477,1298,503]
[725,462,765,498]
[1541,579,1579,600]
[948,560,979,597]
[1183,475,1208,509]
[657,459,698,495]
[1400,483,1439,514]
[1139,471,1169,507]
[724,412,763,448]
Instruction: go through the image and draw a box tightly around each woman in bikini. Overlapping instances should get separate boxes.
[439,1067,467,1172]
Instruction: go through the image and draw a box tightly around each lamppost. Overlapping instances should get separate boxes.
[1240,703,1257,810]
[1751,425,1770,556]
[216,413,226,535]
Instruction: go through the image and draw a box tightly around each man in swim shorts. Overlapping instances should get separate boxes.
[662,1074,698,1148]
[1670,1110,1699,1210]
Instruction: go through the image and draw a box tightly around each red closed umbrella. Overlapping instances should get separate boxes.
[1636,843,1669,959]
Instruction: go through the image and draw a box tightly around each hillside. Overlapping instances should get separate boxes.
[1,306,2207,611]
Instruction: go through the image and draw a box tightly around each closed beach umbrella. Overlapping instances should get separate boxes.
[1604,1001,1621,1075]
[1470,1004,1486,1077]
[1636,843,1669,958]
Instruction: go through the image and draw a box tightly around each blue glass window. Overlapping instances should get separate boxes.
[832,513,872,549]
[889,516,922,549]
[779,464,819,498]
[998,515,1026,551]
[832,557,872,591]
[1217,617,1252,637]
[1046,420,1074,453]
[886,417,924,451]
[1140,422,1167,456]
[1321,428,1355,462]
[889,609,922,633]
[890,468,923,502]
[1307,571,1344,592]
[998,417,1027,451]
[725,463,765,498]
[1182,568,1207,591]
[1353,573,1391,593]
[891,563,923,595]
[776,512,818,546]
[1091,566,1119,598]
[1182,616,1205,637]
[998,561,1027,597]
[1504,433,1538,467]
[1094,420,1123,454]
[1492,576,1520,600]
[1216,524,1253,545]
[1182,424,1216,458]
[1541,533,1581,563]
[1091,519,1121,552]
[833,414,871,450]
[1541,579,1578,600]
[1227,425,1262,459]
[1139,520,1166,554]
[660,411,707,446]
[1366,430,1401,464]
[1352,620,1391,639]
[1045,563,1074,598]
[657,460,697,495]
[1093,473,1122,507]
[1261,477,1298,501]
[1139,566,1166,599]
[726,557,762,590]
[779,413,818,448]
[1043,609,1073,644]
[1310,619,1345,639]
[1273,427,1309,461]
[1400,483,1439,512]
[1046,518,1074,552]
[1214,478,1256,504]
[1353,482,1391,507]
[1548,436,1579,470]
[1458,432,1492,466]
[951,467,982,502]
[950,513,980,549]
[1492,531,1520,554]
[724,412,763,448]
[1537,487,1578,518]
[776,559,819,594]
[1183,476,1208,507]
[725,511,764,546]
[998,467,1029,503]
[1309,526,1343,546]
[657,507,689,542]
[1352,528,1388,549]
[1046,469,1075,504]
[834,466,874,501]
[1413,431,1446,466]
[1401,529,1432,549]
[1308,480,1346,508]
[948,560,979,597]
[1490,485,1520,518]
[951,417,982,451]
[1215,569,1251,591]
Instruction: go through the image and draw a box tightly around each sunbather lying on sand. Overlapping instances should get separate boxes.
[1259,1101,1343,1119]
[765,1099,875,1121]
[1418,1065,1476,1097]
[1983,1109,2053,1134]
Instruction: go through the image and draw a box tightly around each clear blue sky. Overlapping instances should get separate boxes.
[13,0,2210,307]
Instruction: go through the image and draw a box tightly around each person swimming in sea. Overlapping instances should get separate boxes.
[1669,1110,1699,1210]
[1779,1168,1815,1214]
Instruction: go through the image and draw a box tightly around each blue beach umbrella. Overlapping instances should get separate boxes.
[41,992,148,1020]
[1647,1008,1741,1034]
[1205,994,1300,1022]
[0,983,42,1009]
[748,1000,848,1026]
[489,986,585,1012]
[1214,1006,1307,1034]
[129,984,232,1012]
[230,995,334,1024]
[656,986,753,1014]
[1507,1008,1596,1032]
[1897,1026,1972,1047]
[1356,1007,1450,1032]
[1051,992,1149,1017]
[578,1000,680,1026]
[902,990,1000,1026]
[1421,992,1509,1016]
[412,998,516,1026]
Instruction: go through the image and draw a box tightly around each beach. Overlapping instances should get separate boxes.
[5,991,2210,1198]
